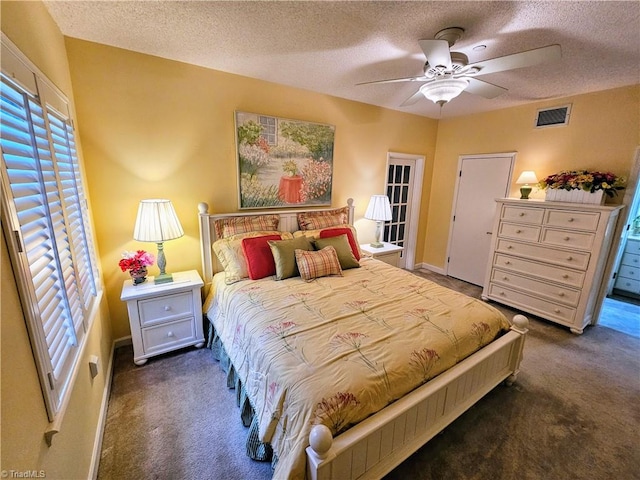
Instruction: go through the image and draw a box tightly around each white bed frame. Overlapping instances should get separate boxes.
[198,200,529,480]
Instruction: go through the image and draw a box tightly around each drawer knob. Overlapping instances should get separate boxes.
[507,245,513,249]
[568,217,574,222]
[519,212,525,217]
[567,256,573,261]
[505,260,511,265]
[500,291,506,296]
[558,292,565,297]
[554,308,561,313]
[562,274,569,279]
[564,236,571,241]
[167,331,174,337]
[164,306,171,311]
[515,229,522,234]
[503,276,509,281]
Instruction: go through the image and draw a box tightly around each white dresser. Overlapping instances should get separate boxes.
[121,270,205,365]
[482,199,623,334]
[613,236,640,297]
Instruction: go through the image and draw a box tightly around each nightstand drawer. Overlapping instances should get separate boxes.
[626,240,640,254]
[498,222,541,242]
[138,292,194,326]
[614,276,640,292]
[541,228,595,250]
[501,206,544,224]
[545,210,600,231]
[621,252,640,268]
[142,318,196,354]
[618,264,639,279]
[496,239,590,270]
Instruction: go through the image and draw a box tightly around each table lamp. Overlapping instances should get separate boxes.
[364,195,392,248]
[133,199,184,284]
[515,171,538,199]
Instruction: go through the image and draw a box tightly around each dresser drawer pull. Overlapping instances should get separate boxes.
[515,229,522,234]
[562,274,569,279]
[519,212,525,217]
[503,276,509,281]
[558,292,565,297]
[564,236,571,241]
[507,245,513,249]
[567,217,574,222]
[499,291,506,296]
[167,331,174,337]
[164,305,171,311]
[554,308,561,313]
[567,256,573,261]
[504,260,511,265]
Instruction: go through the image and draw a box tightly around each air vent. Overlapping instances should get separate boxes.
[535,104,571,128]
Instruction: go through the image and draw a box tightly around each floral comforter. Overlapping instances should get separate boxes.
[206,258,510,479]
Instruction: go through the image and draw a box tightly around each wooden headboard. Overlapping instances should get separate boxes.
[198,199,355,292]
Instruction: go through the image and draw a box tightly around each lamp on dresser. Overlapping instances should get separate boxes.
[515,171,539,199]
[133,199,184,284]
[364,194,392,248]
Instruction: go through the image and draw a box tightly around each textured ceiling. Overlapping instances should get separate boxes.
[43,0,640,119]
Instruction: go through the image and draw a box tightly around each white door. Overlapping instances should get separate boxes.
[384,153,424,269]
[447,153,515,286]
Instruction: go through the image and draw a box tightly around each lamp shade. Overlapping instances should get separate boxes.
[420,78,469,106]
[515,171,539,185]
[133,199,184,242]
[364,195,392,222]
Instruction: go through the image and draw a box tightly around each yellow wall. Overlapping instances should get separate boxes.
[1,2,113,478]
[424,85,640,268]
[62,38,438,338]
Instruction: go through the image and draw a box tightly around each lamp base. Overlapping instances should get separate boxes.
[154,273,174,284]
[520,185,532,200]
[369,242,384,248]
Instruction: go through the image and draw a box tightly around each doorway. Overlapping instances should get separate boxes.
[446,153,515,286]
[383,152,424,270]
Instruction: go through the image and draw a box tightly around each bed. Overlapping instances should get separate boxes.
[198,199,529,480]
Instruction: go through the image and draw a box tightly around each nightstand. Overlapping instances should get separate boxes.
[120,270,205,365]
[360,243,404,267]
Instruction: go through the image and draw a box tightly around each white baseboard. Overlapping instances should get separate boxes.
[87,335,131,480]
[414,262,446,275]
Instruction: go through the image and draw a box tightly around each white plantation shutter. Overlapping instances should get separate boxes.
[1,39,99,422]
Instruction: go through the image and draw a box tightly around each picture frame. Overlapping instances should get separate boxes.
[235,111,335,209]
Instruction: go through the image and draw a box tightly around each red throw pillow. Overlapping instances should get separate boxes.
[319,227,360,260]
[241,234,282,280]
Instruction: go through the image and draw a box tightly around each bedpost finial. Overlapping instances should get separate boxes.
[347,198,354,207]
[309,424,333,459]
[512,314,529,333]
[198,202,209,214]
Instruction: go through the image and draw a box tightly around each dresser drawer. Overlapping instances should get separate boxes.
[544,210,600,231]
[142,318,196,354]
[618,264,640,280]
[541,228,595,250]
[626,240,640,255]
[621,252,640,268]
[493,253,585,288]
[491,268,581,306]
[501,206,544,224]
[498,222,541,242]
[138,292,194,327]
[496,239,590,270]
[614,276,640,293]
[487,283,576,323]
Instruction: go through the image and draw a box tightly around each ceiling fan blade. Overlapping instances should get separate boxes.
[465,78,508,99]
[469,44,562,76]
[418,39,452,70]
[400,89,425,107]
[356,75,429,86]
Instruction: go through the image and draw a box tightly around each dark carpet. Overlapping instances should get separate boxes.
[98,270,640,480]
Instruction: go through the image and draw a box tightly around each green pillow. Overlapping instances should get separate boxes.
[268,236,313,280]
[313,234,360,270]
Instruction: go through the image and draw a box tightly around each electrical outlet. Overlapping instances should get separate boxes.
[89,355,99,379]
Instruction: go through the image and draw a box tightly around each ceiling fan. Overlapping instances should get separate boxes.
[358,27,562,107]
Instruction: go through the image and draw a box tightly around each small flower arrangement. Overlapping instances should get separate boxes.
[282,160,299,176]
[537,170,625,198]
[118,250,154,274]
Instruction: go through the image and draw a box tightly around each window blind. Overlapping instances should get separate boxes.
[1,51,99,421]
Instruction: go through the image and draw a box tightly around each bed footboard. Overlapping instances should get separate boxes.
[306,314,529,480]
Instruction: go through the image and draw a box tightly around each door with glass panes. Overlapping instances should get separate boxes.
[383,156,417,269]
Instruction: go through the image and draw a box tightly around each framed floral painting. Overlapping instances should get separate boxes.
[235,111,335,209]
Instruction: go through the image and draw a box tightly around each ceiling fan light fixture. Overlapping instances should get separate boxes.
[419,78,469,106]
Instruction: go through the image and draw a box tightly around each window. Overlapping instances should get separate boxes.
[1,36,100,426]
[259,115,277,145]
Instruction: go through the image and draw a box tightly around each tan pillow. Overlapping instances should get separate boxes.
[313,235,359,270]
[268,236,313,280]
[297,207,349,230]
[213,231,292,284]
[295,246,343,282]
[293,225,362,259]
[214,214,280,239]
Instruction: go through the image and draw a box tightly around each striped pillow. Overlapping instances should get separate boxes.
[295,246,343,282]
[214,214,280,239]
[297,207,348,230]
